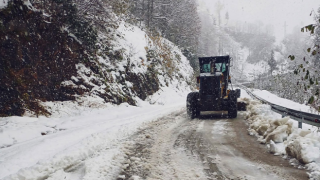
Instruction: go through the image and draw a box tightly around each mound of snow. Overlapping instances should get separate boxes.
[269,140,285,155]
[286,136,320,164]
[242,93,320,178]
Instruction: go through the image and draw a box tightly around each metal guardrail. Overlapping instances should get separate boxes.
[238,85,320,128]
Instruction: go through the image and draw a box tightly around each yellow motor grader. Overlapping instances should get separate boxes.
[187,55,246,119]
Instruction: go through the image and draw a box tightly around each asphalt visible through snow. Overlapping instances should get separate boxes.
[186,112,309,180]
[118,110,309,180]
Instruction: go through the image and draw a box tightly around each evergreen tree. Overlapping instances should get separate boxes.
[225,11,229,24]
[268,50,277,75]
[313,7,320,67]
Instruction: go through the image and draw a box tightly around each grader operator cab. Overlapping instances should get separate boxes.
[187,55,245,119]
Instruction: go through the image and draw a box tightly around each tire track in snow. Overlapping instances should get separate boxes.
[46,109,310,180]
[116,109,208,180]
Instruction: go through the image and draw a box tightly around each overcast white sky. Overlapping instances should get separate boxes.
[198,0,320,42]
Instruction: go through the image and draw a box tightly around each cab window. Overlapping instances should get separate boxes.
[215,63,226,73]
[202,64,211,73]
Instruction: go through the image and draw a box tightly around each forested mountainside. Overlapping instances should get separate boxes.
[0,0,197,117]
[220,6,320,111]
[1,0,320,117]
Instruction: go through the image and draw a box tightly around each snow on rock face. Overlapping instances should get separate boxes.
[117,23,149,74]
[65,21,193,108]
[1,0,193,117]
[0,0,8,9]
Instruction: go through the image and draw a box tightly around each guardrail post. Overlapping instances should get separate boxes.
[299,117,303,129]
[282,110,287,118]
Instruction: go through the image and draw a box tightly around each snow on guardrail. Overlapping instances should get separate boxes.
[239,85,320,128]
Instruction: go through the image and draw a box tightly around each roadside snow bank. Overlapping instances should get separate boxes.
[0,78,191,179]
[240,97,320,178]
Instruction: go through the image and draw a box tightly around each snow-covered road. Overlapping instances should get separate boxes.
[2,88,319,179]
[113,111,308,180]
[47,111,307,180]
[190,113,308,180]
[0,101,188,179]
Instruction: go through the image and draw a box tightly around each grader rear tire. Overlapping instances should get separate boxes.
[228,91,238,118]
[187,92,199,119]
[228,100,237,118]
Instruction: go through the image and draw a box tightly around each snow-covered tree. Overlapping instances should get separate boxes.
[270,6,320,110]
[129,0,200,70]
[197,10,218,57]
[268,50,277,75]
[312,8,320,67]
[214,0,224,26]
[225,11,229,25]
[246,34,275,63]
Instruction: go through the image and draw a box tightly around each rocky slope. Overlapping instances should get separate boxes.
[0,0,194,117]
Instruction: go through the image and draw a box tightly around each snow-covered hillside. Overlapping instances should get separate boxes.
[0,18,194,146]
[56,20,193,111]
[0,1,194,117]
[0,9,196,178]
[233,47,269,81]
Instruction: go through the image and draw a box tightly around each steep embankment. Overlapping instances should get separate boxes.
[0,0,194,117]
[0,0,89,116]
